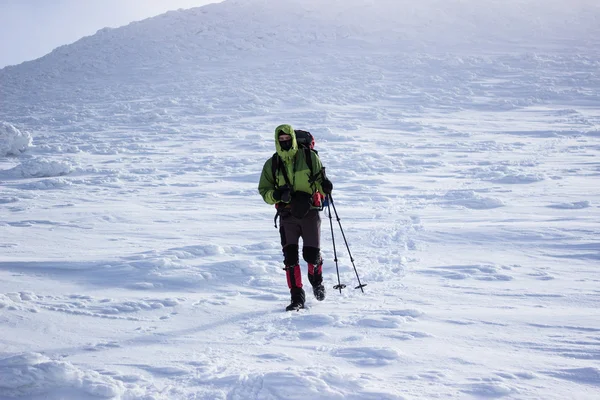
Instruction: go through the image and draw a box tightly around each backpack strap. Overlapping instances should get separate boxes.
[271,152,294,229]
[305,148,325,186]
[304,148,314,180]
[271,153,279,188]
[271,152,293,188]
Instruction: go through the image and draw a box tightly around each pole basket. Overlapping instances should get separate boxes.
[354,284,367,292]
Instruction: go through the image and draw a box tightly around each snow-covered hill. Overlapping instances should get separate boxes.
[1,0,599,399]
[1,0,599,98]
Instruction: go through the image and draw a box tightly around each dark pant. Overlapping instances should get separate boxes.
[279,210,322,291]
[279,210,321,249]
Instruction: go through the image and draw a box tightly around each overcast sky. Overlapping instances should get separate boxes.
[0,0,222,68]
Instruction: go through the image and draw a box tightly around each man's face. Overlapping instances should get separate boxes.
[278,133,293,150]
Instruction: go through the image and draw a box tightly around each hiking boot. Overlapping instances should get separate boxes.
[286,287,305,312]
[285,301,305,311]
[312,284,326,301]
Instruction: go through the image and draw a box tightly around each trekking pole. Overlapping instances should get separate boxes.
[326,196,346,293]
[328,194,367,293]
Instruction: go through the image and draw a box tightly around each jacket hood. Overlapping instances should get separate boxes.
[274,124,298,162]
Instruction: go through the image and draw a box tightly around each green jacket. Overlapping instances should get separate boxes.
[258,124,326,205]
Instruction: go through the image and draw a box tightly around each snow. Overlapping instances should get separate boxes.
[0,353,127,399]
[1,0,600,399]
[0,123,32,157]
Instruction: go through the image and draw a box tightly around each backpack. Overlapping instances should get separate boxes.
[295,129,316,154]
[270,130,326,227]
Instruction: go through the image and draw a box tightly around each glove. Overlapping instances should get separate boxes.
[321,179,333,195]
[273,186,292,203]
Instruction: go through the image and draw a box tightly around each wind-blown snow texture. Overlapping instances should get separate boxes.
[1,0,599,399]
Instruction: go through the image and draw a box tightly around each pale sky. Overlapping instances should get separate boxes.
[0,0,222,68]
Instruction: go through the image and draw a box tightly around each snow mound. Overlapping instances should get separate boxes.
[442,190,505,210]
[17,177,73,190]
[547,200,591,209]
[0,353,125,399]
[467,165,546,184]
[10,158,73,178]
[0,122,32,156]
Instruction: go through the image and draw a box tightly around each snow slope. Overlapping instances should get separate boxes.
[1,0,599,399]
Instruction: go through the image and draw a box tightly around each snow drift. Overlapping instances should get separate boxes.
[0,122,32,156]
[0,353,128,399]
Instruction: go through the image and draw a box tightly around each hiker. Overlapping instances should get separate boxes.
[258,124,333,311]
